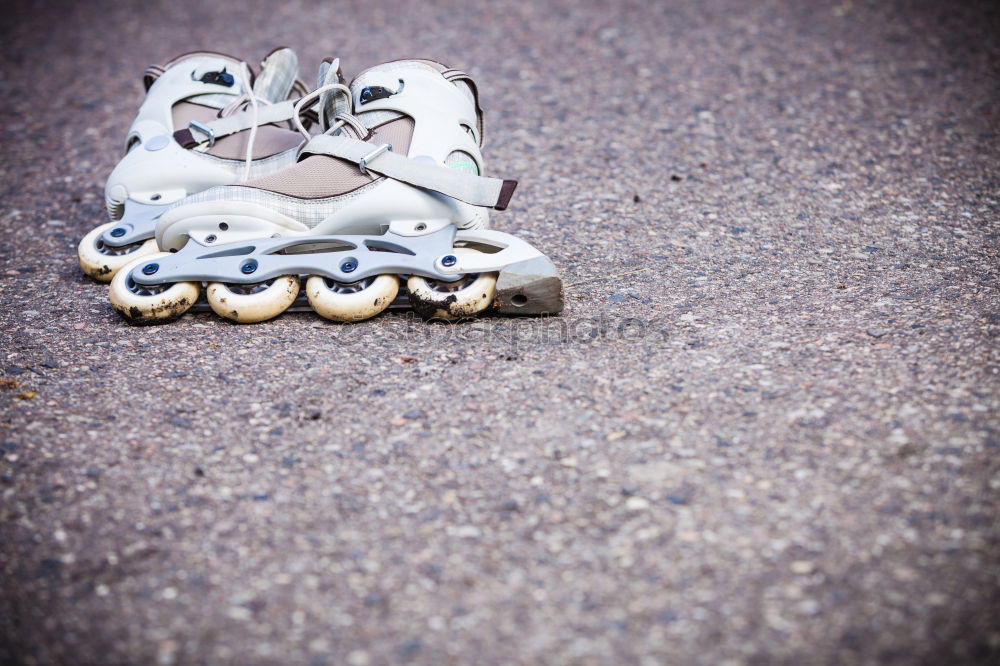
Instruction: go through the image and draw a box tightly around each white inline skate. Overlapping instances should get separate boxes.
[109,59,563,324]
[78,48,325,281]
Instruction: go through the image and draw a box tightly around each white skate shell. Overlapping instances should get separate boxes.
[111,60,563,323]
[78,50,312,281]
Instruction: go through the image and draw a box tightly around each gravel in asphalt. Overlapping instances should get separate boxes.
[1,0,998,664]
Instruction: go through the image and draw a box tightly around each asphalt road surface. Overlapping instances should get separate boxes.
[1,0,998,664]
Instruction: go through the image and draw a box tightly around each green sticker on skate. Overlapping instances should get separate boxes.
[448,160,479,175]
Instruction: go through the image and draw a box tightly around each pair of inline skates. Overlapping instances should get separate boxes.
[77,49,563,324]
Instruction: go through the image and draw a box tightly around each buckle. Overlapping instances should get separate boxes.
[188,120,216,147]
[358,143,392,175]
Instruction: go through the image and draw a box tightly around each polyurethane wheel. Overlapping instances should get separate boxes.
[305,274,400,322]
[78,221,158,282]
[206,276,301,323]
[407,248,497,321]
[108,252,199,325]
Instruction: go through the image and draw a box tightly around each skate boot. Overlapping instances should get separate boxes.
[78,48,325,281]
[109,59,563,324]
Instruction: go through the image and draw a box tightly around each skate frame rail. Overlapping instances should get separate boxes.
[125,221,546,287]
[100,199,168,248]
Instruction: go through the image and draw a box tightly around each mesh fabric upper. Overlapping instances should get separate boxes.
[245,117,415,199]
[171,102,302,160]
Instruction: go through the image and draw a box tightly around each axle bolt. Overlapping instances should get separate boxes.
[241,260,258,275]
[110,227,126,238]
[141,263,159,275]
[341,260,357,273]
[441,254,457,267]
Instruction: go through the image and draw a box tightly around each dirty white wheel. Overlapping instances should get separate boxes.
[108,252,199,325]
[407,249,497,321]
[78,221,158,282]
[206,276,300,323]
[305,274,399,322]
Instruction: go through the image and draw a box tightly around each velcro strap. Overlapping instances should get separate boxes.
[301,135,517,210]
[172,99,300,148]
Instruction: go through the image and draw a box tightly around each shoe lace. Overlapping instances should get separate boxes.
[212,71,360,180]
[206,62,272,182]
[291,82,357,140]
[234,61,261,182]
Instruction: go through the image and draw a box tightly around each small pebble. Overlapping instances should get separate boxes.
[791,560,815,574]
[625,497,651,510]
[348,651,371,666]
